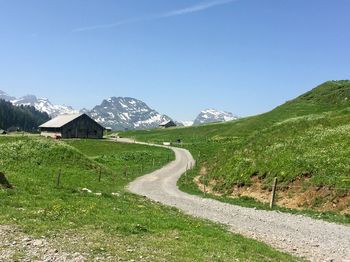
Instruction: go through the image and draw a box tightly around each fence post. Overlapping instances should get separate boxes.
[203,173,206,196]
[56,169,61,187]
[98,167,102,182]
[270,177,278,209]
[152,158,155,168]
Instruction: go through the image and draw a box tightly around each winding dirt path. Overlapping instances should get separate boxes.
[123,139,350,261]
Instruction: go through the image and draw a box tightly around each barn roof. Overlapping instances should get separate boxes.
[39,113,84,128]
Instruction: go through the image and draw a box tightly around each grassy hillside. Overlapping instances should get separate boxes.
[0,136,294,261]
[122,80,350,216]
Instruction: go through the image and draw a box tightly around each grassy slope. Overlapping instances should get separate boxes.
[0,136,294,261]
[121,80,350,217]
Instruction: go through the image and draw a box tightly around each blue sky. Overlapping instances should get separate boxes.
[0,0,350,120]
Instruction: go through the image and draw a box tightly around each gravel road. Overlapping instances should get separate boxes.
[126,141,350,262]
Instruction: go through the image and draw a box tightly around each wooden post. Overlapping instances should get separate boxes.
[203,174,206,196]
[152,158,155,168]
[56,169,61,187]
[270,177,278,209]
[167,154,170,163]
[98,167,102,182]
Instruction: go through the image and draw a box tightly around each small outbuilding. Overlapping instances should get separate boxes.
[39,113,104,139]
[7,126,20,133]
[159,120,176,129]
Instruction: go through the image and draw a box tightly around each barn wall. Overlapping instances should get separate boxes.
[61,115,104,139]
[40,127,62,138]
[40,131,62,138]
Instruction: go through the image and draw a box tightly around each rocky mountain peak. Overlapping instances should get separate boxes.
[88,96,172,130]
[193,108,238,125]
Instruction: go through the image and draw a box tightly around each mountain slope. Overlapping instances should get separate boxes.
[88,97,171,130]
[0,99,50,131]
[11,95,77,117]
[193,109,238,125]
[0,90,15,101]
[0,90,77,117]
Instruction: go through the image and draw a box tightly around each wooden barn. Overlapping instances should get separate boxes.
[39,113,104,139]
[159,120,176,128]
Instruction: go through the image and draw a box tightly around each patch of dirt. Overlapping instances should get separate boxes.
[0,225,87,262]
[0,225,167,262]
[194,166,222,196]
[194,173,350,214]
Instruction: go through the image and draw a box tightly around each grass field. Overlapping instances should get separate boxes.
[0,136,295,261]
[121,81,350,218]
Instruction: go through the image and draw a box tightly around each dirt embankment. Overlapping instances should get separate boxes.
[195,167,350,214]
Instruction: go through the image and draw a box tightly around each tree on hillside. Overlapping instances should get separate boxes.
[0,99,50,132]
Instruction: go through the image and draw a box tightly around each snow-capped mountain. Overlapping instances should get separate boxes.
[0,90,15,101]
[193,109,238,125]
[1,89,238,129]
[178,121,194,127]
[11,95,77,117]
[88,97,172,130]
[0,90,77,117]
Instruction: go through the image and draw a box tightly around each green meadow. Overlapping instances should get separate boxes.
[0,136,295,261]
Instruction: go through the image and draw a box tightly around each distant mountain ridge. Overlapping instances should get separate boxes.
[0,90,77,117]
[177,121,194,127]
[193,109,238,125]
[1,89,238,130]
[11,95,77,117]
[0,90,16,101]
[87,97,172,130]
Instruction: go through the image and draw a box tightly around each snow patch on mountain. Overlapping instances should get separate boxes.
[193,109,238,125]
[0,90,16,101]
[179,121,194,127]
